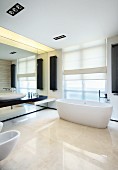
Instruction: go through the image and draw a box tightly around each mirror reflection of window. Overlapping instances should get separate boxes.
[17,56,36,95]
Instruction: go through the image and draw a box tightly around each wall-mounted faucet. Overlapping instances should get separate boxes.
[99,90,107,99]
[3,88,11,91]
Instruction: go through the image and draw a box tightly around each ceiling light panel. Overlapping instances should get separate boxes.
[53,35,66,40]
[6,3,24,16]
[0,27,54,54]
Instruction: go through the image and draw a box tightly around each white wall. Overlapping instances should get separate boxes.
[47,50,62,108]
[37,50,62,108]
[107,35,118,120]
[48,50,62,98]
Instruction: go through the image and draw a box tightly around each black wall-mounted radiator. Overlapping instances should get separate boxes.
[37,58,43,90]
[11,64,16,88]
[50,56,57,91]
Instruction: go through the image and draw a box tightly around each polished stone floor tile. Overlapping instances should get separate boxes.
[0,107,118,170]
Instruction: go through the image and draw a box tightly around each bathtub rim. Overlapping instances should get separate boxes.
[56,99,113,108]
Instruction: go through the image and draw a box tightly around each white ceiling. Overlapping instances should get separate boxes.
[0,0,118,49]
[0,43,35,60]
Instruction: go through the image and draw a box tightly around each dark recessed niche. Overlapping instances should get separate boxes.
[6,3,24,16]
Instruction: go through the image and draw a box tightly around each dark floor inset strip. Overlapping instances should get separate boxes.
[36,105,57,110]
[1,107,47,122]
[1,106,57,122]
[110,119,118,122]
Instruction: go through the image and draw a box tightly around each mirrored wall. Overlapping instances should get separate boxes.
[0,36,49,121]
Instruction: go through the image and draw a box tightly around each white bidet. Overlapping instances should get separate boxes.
[0,130,20,161]
[0,122,3,132]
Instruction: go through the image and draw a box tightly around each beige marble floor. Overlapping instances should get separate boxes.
[0,109,118,170]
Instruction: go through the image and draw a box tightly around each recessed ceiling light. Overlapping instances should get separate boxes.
[53,35,66,40]
[10,52,17,54]
[6,3,24,16]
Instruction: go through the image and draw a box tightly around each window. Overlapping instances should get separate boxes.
[18,77,36,94]
[17,56,36,95]
[63,40,106,101]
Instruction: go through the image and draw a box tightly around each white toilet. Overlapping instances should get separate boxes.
[0,122,20,161]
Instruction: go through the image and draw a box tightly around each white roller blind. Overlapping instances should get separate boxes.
[18,58,26,74]
[17,56,36,94]
[63,51,81,70]
[65,73,106,80]
[27,57,35,73]
[82,45,106,68]
[63,42,106,72]
[64,67,107,75]
[18,56,35,75]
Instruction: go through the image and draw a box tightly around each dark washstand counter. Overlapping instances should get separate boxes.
[0,95,48,108]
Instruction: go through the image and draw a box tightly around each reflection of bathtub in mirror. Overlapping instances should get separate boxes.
[0,92,26,101]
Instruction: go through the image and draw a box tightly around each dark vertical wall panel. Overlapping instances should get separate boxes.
[11,64,16,88]
[37,59,43,90]
[50,56,57,90]
[112,44,118,93]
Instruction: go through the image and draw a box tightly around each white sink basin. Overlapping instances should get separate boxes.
[0,93,26,101]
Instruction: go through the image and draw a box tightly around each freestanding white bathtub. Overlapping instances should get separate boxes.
[56,99,113,128]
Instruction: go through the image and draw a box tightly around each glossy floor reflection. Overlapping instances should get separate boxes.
[0,104,42,121]
[0,109,118,170]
